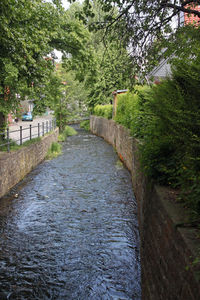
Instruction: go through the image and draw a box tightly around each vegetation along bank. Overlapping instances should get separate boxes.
[90,115,200,300]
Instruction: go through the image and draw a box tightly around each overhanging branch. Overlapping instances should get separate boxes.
[162,1,200,17]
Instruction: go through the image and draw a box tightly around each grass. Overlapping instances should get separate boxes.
[115,159,124,170]
[0,137,42,152]
[64,125,77,136]
[46,142,62,160]
[58,125,77,142]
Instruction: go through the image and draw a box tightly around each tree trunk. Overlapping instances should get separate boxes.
[0,112,6,141]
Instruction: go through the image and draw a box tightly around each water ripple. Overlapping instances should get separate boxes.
[0,127,141,299]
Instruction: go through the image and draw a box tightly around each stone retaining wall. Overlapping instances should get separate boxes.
[0,128,59,198]
[90,115,200,300]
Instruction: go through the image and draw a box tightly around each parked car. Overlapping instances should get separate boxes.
[22,112,33,121]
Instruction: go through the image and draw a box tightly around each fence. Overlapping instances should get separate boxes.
[0,118,57,152]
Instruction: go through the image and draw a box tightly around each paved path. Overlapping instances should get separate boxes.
[9,115,54,144]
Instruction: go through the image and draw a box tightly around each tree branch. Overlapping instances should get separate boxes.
[162,1,200,17]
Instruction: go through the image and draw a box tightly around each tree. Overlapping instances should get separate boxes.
[84,42,133,110]
[0,0,58,129]
[54,64,89,129]
[81,0,200,74]
[64,1,134,111]
[0,0,90,130]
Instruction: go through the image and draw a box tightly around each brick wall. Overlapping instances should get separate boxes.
[184,4,200,25]
[0,128,59,198]
[90,116,200,300]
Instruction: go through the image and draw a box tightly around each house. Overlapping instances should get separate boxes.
[184,3,200,24]
[148,4,200,83]
[147,54,172,83]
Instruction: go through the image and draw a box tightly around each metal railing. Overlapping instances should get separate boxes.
[0,118,57,152]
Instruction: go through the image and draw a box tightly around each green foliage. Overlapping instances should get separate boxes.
[58,134,66,142]
[139,50,200,216]
[115,86,153,138]
[58,125,77,142]
[94,104,113,119]
[64,1,134,112]
[51,65,89,131]
[0,139,19,152]
[46,142,62,160]
[0,137,41,152]
[21,137,42,148]
[64,125,77,136]
[114,32,200,216]
[80,120,90,131]
[0,0,92,129]
[83,0,200,75]
[84,42,134,111]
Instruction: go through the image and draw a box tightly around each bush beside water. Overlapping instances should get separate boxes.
[58,125,77,142]
[115,79,200,217]
[46,142,62,160]
[80,120,90,131]
[113,41,200,218]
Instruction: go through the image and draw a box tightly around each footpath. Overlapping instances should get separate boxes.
[9,115,53,143]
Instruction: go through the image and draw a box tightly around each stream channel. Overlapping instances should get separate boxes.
[0,126,141,299]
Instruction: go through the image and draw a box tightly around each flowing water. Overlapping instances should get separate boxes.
[0,127,141,299]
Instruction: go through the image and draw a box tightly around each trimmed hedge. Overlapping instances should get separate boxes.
[115,77,200,217]
[115,86,152,139]
[94,104,113,119]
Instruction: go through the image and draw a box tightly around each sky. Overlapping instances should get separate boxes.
[54,1,70,60]
[61,0,70,10]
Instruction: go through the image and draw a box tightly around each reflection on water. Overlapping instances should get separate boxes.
[0,126,141,299]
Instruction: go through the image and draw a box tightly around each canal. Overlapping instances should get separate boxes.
[0,127,141,299]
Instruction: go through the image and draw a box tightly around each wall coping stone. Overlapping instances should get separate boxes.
[155,185,200,257]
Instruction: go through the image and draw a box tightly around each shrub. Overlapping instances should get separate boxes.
[64,125,77,136]
[93,104,113,119]
[139,53,200,217]
[46,142,62,159]
[80,120,90,131]
[58,125,77,142]
[114,59,200,216]
[115,86,153,139]
[57,134,65,142]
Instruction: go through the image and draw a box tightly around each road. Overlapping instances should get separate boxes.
[9,115,54,144]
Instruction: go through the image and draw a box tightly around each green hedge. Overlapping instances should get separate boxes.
[94,104,113,119]
[115,64,200,217]
[92,27,200,218]
[115,86,152,139]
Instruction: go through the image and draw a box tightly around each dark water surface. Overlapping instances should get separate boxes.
[0,127,141,299]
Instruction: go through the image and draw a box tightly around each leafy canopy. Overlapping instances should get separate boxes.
[0,0,91,126]
[64,1,134,111]
[81,0,200,74]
